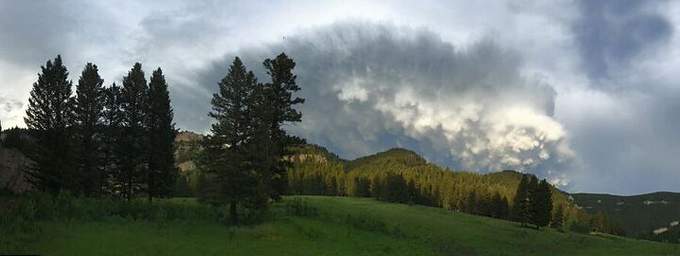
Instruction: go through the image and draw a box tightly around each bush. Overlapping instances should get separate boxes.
[568,221,592,234]
[1,192,221,225]
[284,198,319,217]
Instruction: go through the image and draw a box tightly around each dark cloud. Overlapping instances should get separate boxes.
[573,0,672,81]
[182,22,574,184]
[563,87,680,194]
[0,0,84,67]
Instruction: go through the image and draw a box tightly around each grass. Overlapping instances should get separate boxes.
[3,196,679,256]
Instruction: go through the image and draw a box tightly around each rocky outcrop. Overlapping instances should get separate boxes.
[0,147,32,193]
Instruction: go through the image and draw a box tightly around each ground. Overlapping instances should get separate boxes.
[3,196,679,256]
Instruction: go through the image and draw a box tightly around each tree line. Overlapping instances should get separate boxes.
[195,54,305,224]
[2,53,304,224]
[19,55,176,201]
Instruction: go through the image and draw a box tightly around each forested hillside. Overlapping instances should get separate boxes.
[286,144,596,231]
[573,192,680,241]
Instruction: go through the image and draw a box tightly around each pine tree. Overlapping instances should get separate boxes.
[541,180,553,227]
[527,175,540,228]
[73,63,105,196]
[465,190,478,214]
[199,57,259,224]
[530,179,552,229]
[511,174,529,225]
[24,55,77,194]
[102,83,124,195]
[500,196,510,219]
[491,192,509,219]
[119,63,149,200]
[258,53,305,200]
[146,68,177,201]
[551,204,564,230]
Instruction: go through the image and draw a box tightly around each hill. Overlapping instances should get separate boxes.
[345,147,426,170]
[6,196,678,255]
[287,145,586,230]
[572,192,680,238]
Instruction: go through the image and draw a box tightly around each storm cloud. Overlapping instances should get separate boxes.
[187,22,575,184]
[573,0,672,81]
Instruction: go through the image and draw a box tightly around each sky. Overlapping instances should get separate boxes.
[1,0,679,195]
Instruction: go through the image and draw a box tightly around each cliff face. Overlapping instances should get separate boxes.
[0,146,32,193]
[175,131,203,173]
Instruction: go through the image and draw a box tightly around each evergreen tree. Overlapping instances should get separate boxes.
[73,63,105,196]
[511,175,530,225]
[552,204,564,230]
[541,180,553,227]
[102,83,124,195]
[24,55,77,194]
[199,57,259,224]
[465,190,478,214]
[491,192,508,219]
[530,179,552,229]
[500,196,510,219]
[146,68,177,201]
[258,53,305,200]
[527,175,539,228]
[119,63,149,200]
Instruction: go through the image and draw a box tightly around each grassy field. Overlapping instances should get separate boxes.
[3,196,679,256]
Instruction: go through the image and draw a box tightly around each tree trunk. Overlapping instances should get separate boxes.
[230,201,238,225]
[148,171,153,203]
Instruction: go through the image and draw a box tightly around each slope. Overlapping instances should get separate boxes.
[572,192,680,237]
[11,196,679,256]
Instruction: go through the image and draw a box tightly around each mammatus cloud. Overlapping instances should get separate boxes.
[191,22,576,186]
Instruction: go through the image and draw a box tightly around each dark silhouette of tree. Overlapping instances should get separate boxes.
[146,68,177,201]
[24,55,76,194]
[491,192,509,219]
[511,175,530,225]
[531,179,553,229]
[199,57,259,224]
[73,63,105,196]
[551,204,564,230]
[527,175,540,228]
[465,190,478,214]
[384,173,408,203]
[102,83,124,195]
[257,53,305,200]
[119,63,148,200]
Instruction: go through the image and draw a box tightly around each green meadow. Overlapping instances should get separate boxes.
[3,196,678,256]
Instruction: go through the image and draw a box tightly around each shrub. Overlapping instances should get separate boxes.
[284,198,319,217]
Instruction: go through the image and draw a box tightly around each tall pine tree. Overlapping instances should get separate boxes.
[119,63,148,200]
[199,57,259,224]
[527,175,539,228]
[102,83,124,195]
[531,179,553,229]
[511,174,530,225]
[147,68,177,201]
[257,53,305,200]
[551,204,564,230]
[24,55,77,194]
[73,63,105,196]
